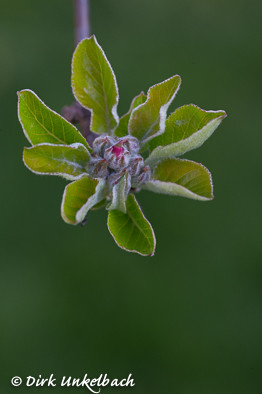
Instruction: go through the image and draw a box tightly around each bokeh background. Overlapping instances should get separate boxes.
[1,0,262,393]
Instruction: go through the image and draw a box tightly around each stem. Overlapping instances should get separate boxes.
[74,0,91,45]
[64,0,98,147]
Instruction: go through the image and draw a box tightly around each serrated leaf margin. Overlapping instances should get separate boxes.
[71,35,119,135]
[128,75,181,143]
[17,89,90,149]
[107,194,156,256]
[23,142,90,181]
[146,105,227,166]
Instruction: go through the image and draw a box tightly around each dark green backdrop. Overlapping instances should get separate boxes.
[1,1,262,393]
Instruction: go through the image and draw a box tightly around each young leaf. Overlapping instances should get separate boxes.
[146,105,227,167]
[114,92,146,137]
[18,90,89,148]
[142,158,213,201]
[107,194,156,256]
[23,143,90,181]
[72,35,119,135]
[61,177,107,225]
[91,199,107,211]
[128,75,181,143]
[107,173,130,213]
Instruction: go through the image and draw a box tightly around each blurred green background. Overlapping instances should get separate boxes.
[1,0,262,393]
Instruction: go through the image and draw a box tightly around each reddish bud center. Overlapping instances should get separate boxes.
[112,145,124,157]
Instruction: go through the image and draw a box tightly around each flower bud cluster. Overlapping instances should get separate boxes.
[88,135,151,189]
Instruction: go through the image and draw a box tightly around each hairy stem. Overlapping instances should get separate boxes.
[74,0,91,45]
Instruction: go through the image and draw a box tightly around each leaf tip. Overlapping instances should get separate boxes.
[149,246,156,257]
[215,110,227,121]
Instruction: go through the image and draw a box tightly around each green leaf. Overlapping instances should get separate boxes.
[91,199,107,211]
[146,105,227,167]
[114,92,147,137]
[72,35,119,135]
[23,143,90,181]
[61,176,107,225]
[128,75,181,143]
[107,194,156,256]
[143,158,213,201]
[107,173,130,213]
[18,90,89,148]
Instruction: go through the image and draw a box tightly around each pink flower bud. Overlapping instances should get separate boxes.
[88,158,108,178]
[93,136,116,156]
[127,155,144,176]
[104,143,130,171]
[132,165,151,186]
[108,170,126,187]
[118,136,140,154]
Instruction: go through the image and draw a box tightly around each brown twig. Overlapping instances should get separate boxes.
[61,102,98,147]
[62,0,97,147]
[74,0,91,45]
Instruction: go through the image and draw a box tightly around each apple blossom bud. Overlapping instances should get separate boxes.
[127,155,144,176]
[118,136,140,154]
[108,170,126,187]
[88,158,108,178]
[104,144,130,171]
[132,165,151,186]
[93,136,116,156]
